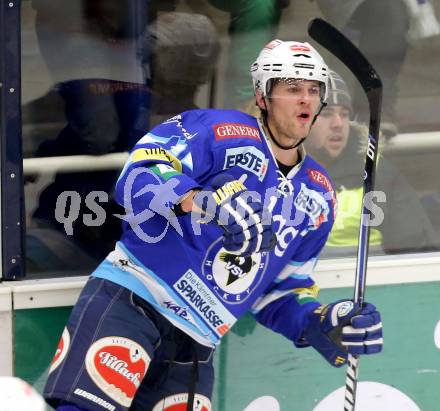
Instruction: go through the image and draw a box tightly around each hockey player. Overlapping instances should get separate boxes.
[305,70,440,255]
[43,40,383,411]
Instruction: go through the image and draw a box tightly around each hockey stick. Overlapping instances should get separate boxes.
[307,18,383,411]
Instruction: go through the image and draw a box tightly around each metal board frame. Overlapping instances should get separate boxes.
[0,0,25,279]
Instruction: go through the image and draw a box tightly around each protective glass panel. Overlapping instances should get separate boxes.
[13,1,440,411]
[21,0,221,277]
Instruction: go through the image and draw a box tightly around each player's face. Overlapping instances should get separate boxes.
[307,105,350,158]
[265,79,323,145]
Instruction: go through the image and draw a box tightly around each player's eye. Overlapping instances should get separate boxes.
[309,86,321,96]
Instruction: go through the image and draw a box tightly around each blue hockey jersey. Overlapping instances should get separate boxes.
[92,109,337,348]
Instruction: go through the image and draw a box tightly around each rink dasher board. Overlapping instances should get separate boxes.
[1,253,440,404]
[1,252,440,310]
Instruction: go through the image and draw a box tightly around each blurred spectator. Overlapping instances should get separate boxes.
[146,11,220,126]
[204,0,289,108]
[316,0,410,138]
[404,0,440,43]
[305,71,440,256]
[21,1,152,276]
[29,9,220,267]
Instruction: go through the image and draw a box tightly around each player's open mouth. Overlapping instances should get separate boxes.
[297,112,311,122]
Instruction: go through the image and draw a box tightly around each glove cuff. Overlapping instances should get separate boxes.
[303,305,348,367]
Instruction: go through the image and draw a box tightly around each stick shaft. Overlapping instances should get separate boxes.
[308,18,383,411]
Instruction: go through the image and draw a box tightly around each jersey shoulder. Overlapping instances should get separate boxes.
[146,110,209,142]
[299,155,337,222]
[192,109,264,146]
[145,109,262,145]
[301,155,336,195]
[192,108,258,125]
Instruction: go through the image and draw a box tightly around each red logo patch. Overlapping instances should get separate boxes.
[152,393,211,411]
[307,169,337,217]
[49,327,70,374]
[264,39,282,50]
[86,337,150,407]
[307,169,332,191]
[216,324,230,336]
[290,44,311,52]
[213,123,261,142]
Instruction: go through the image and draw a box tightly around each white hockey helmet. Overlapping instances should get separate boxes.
[0,376,46,411]
[251,39,329,101]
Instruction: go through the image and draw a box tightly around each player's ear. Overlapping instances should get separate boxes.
[255,91,267,111]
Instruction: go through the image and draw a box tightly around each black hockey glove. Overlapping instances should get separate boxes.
[193,174,277,256]
[304,300,383,367]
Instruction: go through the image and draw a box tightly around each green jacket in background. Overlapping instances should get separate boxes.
[319,124,440,256]
[208,0,287,107]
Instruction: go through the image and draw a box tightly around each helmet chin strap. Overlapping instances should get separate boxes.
[261,99,327,151]
[312,101,327,124]
[262,111,302,150]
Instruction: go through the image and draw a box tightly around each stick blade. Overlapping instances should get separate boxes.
[308,18,382,93]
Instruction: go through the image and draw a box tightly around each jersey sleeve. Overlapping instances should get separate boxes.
[115,111,215,218]
[251,203,334,347]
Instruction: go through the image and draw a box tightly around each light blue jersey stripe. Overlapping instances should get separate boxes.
[273,273,310,283]
[92,244,218,346]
